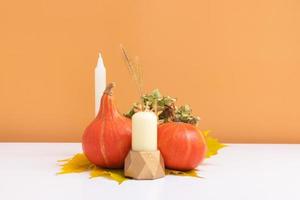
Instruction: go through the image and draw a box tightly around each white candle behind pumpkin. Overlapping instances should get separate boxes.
[95,53,106,116]
[132,111,158,151]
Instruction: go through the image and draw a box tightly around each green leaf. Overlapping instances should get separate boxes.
[203,130,226,158]
[151,89,162,99]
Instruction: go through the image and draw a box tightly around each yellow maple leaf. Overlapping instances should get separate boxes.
[165,169,201,178]
[90,167,128,184]
[203,130,226,158]
[57,154,203,184]
[57,153,93,174]
[57,154,127,184]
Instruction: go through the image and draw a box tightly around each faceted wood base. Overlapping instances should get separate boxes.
[124,150,165,180]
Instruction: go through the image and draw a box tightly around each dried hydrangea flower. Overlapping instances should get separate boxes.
[125,89,200,125]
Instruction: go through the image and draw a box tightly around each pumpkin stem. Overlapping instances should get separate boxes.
[104,82,116,96]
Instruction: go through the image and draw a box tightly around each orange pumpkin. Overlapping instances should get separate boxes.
[158,122,206,170]
[82,83,131,168]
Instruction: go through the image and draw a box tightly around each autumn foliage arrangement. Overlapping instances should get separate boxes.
[125,89,223,171]
[58,86,225,183]
[58,48,225,184]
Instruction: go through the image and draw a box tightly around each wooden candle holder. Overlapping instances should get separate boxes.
[124,150,165,180]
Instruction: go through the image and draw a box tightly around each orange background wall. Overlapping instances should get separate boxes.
[1,0,300,143]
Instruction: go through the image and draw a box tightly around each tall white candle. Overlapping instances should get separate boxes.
[95,53,106,116]
[132,111,158,151]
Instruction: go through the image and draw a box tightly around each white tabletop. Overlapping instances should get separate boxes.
[0,143,299,200]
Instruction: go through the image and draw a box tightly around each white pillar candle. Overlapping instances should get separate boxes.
[95,53,106,116]
[132,111,158,151]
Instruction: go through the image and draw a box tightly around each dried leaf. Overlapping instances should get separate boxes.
[57,153,94,174]
[57,154,127,184]
[57,153,202,184]
[90,167,128,184]
[165,169,201,178]
[203,130,226,158]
